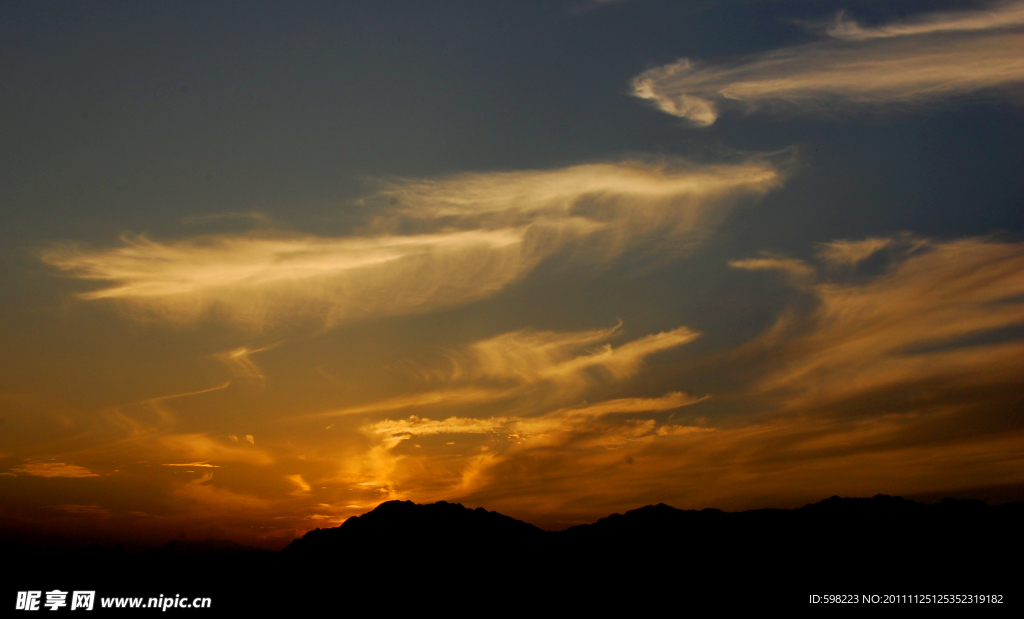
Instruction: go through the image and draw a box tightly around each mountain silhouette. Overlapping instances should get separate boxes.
[5,495,1020,610]
[281,495,1021,601]
[286,499,547,557]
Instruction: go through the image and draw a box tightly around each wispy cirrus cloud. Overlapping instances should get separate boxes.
[340,236,1024,521]
[309,387,517,419]
[813,236,899,266]
[736,237,1024,414]
[159,433,272,466]
[364,392,703,450]
[312,322,698,419]
[459,323,698,389]
[366,415,512,450]
[11,461,99,478]
[359,392,707,499]
[43,230,527,330]
[322,322,704,501]
[456,404,1024,524]
[174,472,270,511]
[728,254,816,283]
[42,159,782,330]
[824,1,1024,41]
[349,382,1024,523]
[214,345,275,383]
[285,474,311,495]
[161,462,220,468]
[632,1,1024,126]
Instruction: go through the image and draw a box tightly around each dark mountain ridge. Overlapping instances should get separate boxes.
[7,495,1019,609]
[282,494,1021,598]
[285,499,548,556]
[287,494,1021,553]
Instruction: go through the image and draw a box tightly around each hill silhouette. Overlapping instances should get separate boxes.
[553,495,1022,592]
[5,495,1020,609]
[281,495,1021,601]
[285,499,548,557]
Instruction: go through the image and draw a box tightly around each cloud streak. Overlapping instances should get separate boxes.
[363,391,705,457]
[335,323,705,499]
[731,236,1024,416]
[340,236,1024,521]
[43,230,527,329]
[458,404,1024,524]
[215,346,274,383]
[632,2,1024,125]
[11,461,99,478]
[159,433,272,466]
[461,323,699,389]
[825,1,1024,41]
[364,392,702,447]
[310,387,517,419]
[162,462,220,468]
[43,159,781,329]
[312,323,699,419]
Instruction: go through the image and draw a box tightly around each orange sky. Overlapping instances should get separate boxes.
[2,1,1024,549]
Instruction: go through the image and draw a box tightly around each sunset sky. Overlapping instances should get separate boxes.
[2,0,1023,549]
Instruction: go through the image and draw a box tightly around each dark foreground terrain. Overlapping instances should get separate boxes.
[6,495,1020,611]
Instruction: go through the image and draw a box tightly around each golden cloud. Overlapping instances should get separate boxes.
[311,387,517,419]
[214,346,275,383]
[174,472,270,511]
[825,1,1024,41]
[814,237,898,266]
[285,474,312,495]
[159,433,272,466]
[43,159,781,329]
[463,324,699,388]
[313,323,699,421]
[366,415,512,449]
[11,461,100,478]
[735,237,1024,413]
[729,254,816,283]
[633,2,1024,125]
[456,408,1024,524]
[330,236,1024,522]
[362,392,705,482]
[161,462,220,468]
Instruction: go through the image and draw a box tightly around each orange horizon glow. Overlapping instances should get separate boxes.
[4,1,1024,552]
